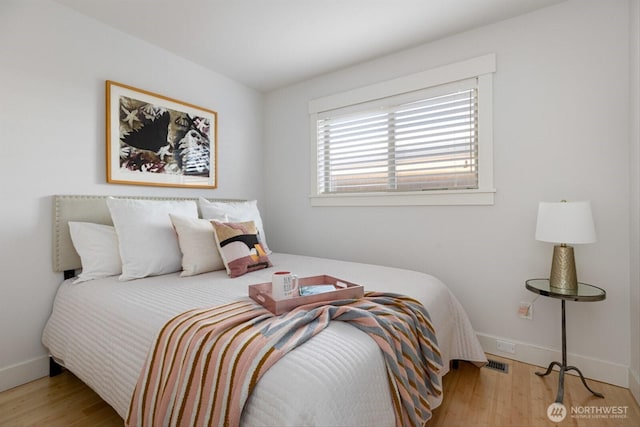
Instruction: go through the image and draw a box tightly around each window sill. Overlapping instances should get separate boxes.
[309,189,496,207]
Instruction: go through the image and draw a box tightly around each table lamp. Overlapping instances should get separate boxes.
[535,200,596,292]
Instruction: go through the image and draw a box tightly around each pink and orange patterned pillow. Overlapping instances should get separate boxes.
[211,220,271,278]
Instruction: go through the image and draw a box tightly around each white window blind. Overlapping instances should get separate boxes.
[316,79,478,195]
[309,54,495,206]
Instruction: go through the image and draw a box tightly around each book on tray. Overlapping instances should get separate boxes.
[298,284,336,296]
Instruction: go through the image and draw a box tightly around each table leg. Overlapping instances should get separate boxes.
[565,365,605,398]
[536,361,562,377]
[556,367,565,403]
[534,299,604,403]
[562,299,567,367]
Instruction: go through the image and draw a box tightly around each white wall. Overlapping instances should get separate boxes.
[264,0,632,386]
[0,1,263,390]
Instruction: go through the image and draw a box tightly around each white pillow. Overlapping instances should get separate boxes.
[169,214,225,276]
[106,198,198,280]
[198,197,271,254]
[68,222,122,283]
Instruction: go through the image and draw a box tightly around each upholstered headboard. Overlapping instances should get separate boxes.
[52,194,242,274]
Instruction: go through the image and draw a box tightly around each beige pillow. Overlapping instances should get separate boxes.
[170,214,225,276]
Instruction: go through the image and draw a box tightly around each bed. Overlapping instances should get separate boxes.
[42,194,487,426]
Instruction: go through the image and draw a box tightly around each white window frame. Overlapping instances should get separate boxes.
[309,54,496,206]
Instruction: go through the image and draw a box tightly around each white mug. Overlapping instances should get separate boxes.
[271,271,299,300]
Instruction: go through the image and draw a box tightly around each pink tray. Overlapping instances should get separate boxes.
[248,275,364,315]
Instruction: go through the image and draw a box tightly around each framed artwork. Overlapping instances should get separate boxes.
[106,80,217,188]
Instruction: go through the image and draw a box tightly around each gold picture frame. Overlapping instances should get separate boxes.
[106,80,217,188]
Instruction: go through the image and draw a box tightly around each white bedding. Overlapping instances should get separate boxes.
[42,253,487,426]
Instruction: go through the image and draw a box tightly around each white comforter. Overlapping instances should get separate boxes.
[42,253,486,426]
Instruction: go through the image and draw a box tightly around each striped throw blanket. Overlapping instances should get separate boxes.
[126,292,442,427]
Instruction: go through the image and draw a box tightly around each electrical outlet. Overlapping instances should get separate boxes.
[496,340,516,354]
[518,302,533,320]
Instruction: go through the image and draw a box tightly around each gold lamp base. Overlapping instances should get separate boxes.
[549,244,577,292]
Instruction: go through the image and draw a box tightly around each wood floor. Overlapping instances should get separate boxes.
[0,354,638,426]
[430,355,640,427]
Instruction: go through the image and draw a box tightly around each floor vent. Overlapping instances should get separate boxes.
[485,359,509,374]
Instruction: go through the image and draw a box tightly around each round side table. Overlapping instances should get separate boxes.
[525,278,606,404]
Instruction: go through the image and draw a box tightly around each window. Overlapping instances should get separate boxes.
[309,54,496,206]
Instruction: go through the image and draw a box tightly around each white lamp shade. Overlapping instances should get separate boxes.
[535,201,597,244]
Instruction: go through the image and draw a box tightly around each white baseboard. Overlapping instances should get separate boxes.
[0,356,49,393]
[477,333,629,388]
[630,368,640,406]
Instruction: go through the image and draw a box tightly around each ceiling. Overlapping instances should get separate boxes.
[55,0,565,92]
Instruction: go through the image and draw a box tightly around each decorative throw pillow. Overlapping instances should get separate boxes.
[169,214,225,277]
[199,198,271,254]
[68,222,122,283]
[106,197,198,280]
[211,220,272,278]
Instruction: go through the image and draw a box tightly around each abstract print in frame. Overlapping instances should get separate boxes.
[106,80,217,188]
